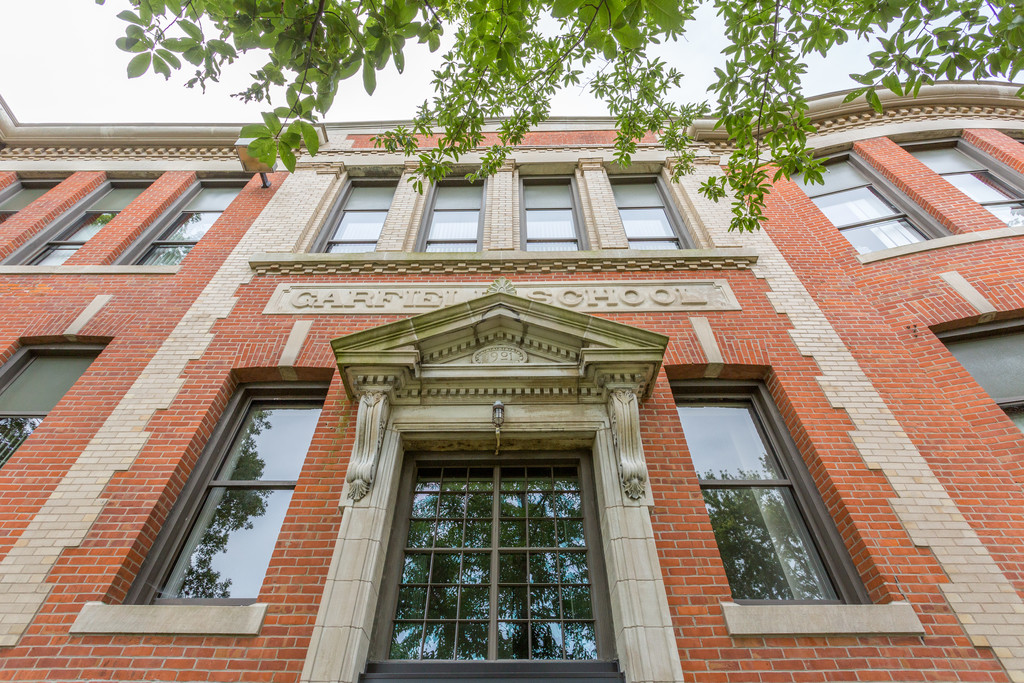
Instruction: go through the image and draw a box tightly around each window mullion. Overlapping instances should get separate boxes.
[488,465,500,660]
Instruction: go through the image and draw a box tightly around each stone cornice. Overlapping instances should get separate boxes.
[248,248,758,276]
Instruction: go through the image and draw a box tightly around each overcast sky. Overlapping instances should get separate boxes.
[0,0,877,125]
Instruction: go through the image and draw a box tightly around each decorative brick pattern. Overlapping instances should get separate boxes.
[577,158,628,249]
[483,161,518,250]
[376,163,426,252]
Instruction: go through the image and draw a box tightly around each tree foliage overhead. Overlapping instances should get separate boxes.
[104,0,1024,232]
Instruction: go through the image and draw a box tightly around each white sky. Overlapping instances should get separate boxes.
[0,0,877,125]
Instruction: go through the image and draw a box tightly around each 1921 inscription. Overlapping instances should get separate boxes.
[264,281,740,314]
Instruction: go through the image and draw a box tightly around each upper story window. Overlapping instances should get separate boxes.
[421,183,484,252]
[318,183,396,253]
[942,323,1024,434]
[796,160,929,254]
[674,382,868,603]
[128,385,325,604]
[0,347,100,468]
[521,179,584,251]
[27,185,146,265]
[136,184,243,265]
[376,458,612,662]
[610,178,689,249]
[0,181,58,225]
[910,146,1024,228]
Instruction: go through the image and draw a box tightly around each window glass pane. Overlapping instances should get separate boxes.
[620,208,674,237]
[984,203,1024,227]
[526,241,578,252]
[612,182,662,208]
[328,242,376,253]
[345,185,396,210]
[426,242,477,252]
[0,355,96,413]
[392,465,596,661]
[160,487,294,599]
[794,161,867,196]
[35,246,78,266]
[429,211,479,240]
[67,212,115,242]
[185,186,241,211]
[840,219,925,254]
[912,148,983,174]
[218,404,322,481]
[947,332,1024,403]
[0,416,43,468]
[677,405,783,480]
[163,212,219,241]
[525,210,575,239]
[702,486,837,601]
[1007,406,1024,435]
[333,211,387,241]
[435,185,482,210]
[91,187,144,211]
[944,172,1016,204]
[524,184,572,209]
[812,186,899,227]
[0,187,50,212]
[628,239,680,250]
[141,245,192,265]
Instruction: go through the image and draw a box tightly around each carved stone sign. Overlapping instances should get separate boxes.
[472,345,528,364]
[264,280,741,314]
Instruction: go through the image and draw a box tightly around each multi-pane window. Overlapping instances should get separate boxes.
[676,387,865,603]
[522,181,582,251]
[33,186,145,265]
[611,179,686,249]
[423,184,484,252]
[910,147,1024,228]
[321,184,395,252]
[796,161,927,254]
[0,182,56,225]
[137,185,242,265]
[387,464,601,661]
[153,396,322,602]
[944,326,1024,434]
[0,350,98,468]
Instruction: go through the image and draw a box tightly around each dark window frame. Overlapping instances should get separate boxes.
[904,137,1024,222]
[416,179,487,252]
[801,152,948,245]
[117,178,248,265]
[0,179,61,224]
[3,180,151,266]
[311,178,399,253]
[608,175,694,249]
[126,382,328,605]
[518,176,588,251]
[369,450,616,665]
[0,344,104,468]
[672,380,870,605]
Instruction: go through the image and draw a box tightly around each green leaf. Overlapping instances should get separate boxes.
[239,123,271,138]
[362,59,377,95]
[248,137,277,167]
[127,52,152,78]
[261,111,282,133]
[279,141,297,172]
[179,19,202,40]
[117,10,145,25]
[612,24,643,50]
[156,49,181,69]
[865,88,883,113]
[644,0,684,30]
[551,0,582,18]
[152,54,171,78]
[300,122,320,156]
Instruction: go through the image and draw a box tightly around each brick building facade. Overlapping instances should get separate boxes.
[0,82,1022,682]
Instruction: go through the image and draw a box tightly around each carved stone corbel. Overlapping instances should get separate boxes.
[346,389,392,501]
[606,387,648,500]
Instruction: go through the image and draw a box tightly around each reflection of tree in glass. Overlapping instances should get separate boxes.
[0,417,42,468]
[701,455,825,600]
[178,409,272,598]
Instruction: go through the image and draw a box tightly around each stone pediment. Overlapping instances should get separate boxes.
[330,283,669,405]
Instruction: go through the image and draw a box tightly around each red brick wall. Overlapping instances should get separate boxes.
[0,172,106,261]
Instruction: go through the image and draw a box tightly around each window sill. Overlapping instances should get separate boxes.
[857,224,1024,263]
[720,601,924,637]
[249,248,759,276]
[69,601,267,636]
[0,265,180,275]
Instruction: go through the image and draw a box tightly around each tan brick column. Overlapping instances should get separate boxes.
[483,160,518,250]
[576,158,628,249]
[376,161,428,252]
